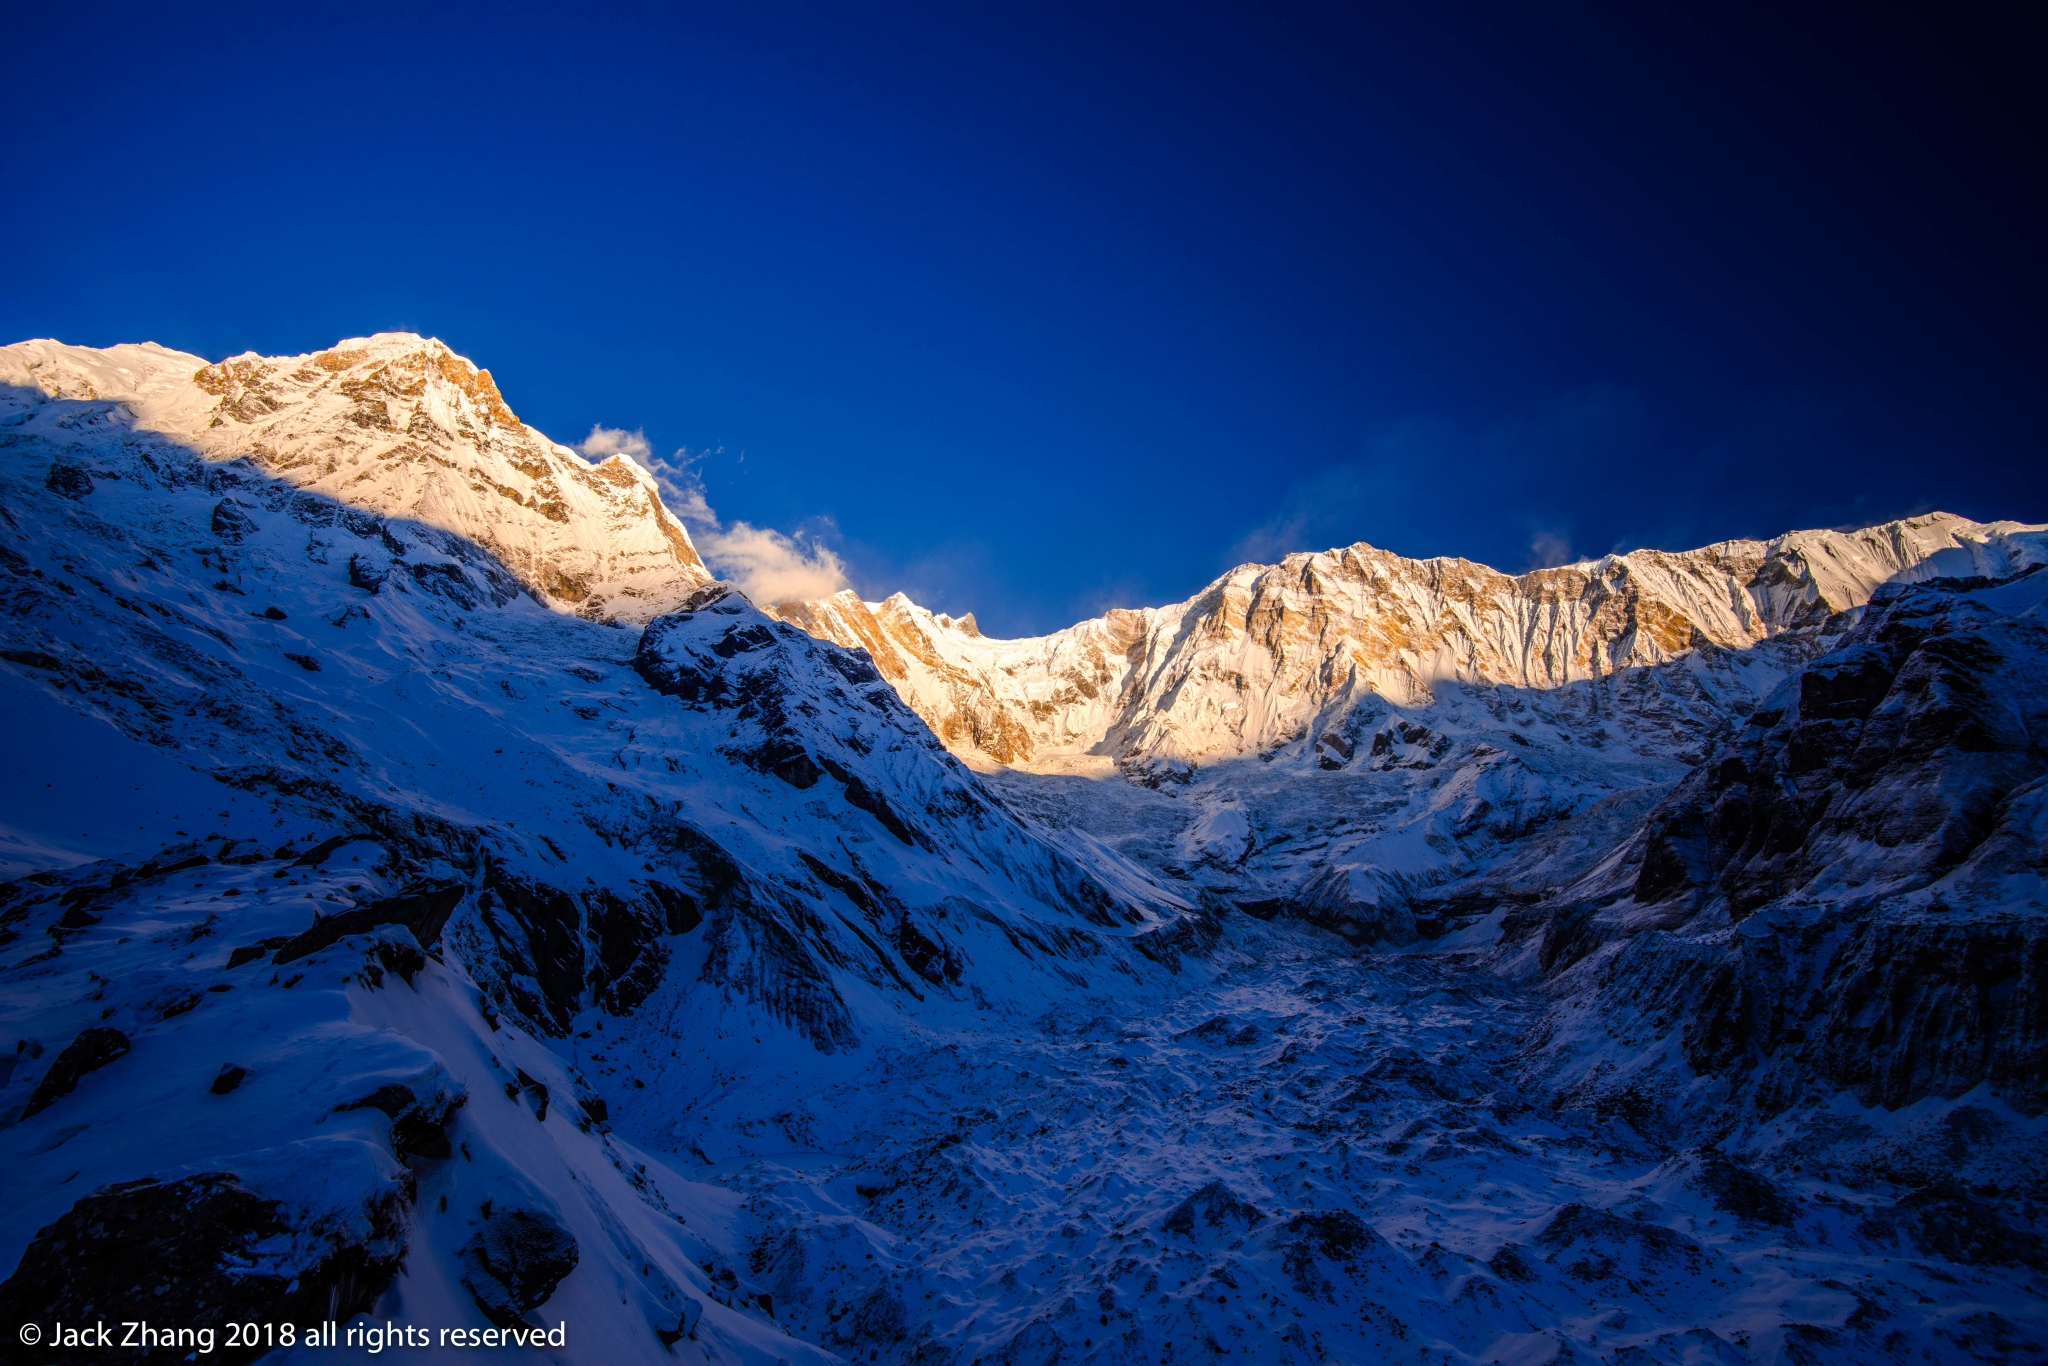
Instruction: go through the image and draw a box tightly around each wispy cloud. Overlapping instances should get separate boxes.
[578,425,850,606]
[1526,530,1576,569]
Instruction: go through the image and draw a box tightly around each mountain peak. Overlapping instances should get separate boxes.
[0,335,713,624]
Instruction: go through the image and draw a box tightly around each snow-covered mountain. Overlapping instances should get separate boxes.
[774,514,2044,773]
[0,335,713,624]
[3,336,2044,1366]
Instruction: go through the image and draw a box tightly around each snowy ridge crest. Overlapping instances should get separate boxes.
[774,514,2048,772]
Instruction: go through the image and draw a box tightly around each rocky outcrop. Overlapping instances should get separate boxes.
[21,1028,130,1118]
[272,879,466,964]
[467,865,702,1035]
[0,1155,409,1365]
[1520,574,2048,1126]
[636,583,955,854]
[1628,578,2048,918]
[459,1208,580,1328]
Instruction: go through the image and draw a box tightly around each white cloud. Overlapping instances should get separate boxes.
[576,424,653,464]
[579,427,849,606]
[693,517,851,605]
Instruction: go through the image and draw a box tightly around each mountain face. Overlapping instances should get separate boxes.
[3,336,2045,1366]
[772,515,2038,772]
[1,335,712,624]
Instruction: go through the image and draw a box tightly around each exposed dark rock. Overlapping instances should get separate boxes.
[1797,645,1895,722]
[407,560,478,609]
[1487,1242,1538,1282]
[639,877,702,934]
[23,1027,130,1118]
[1285,1210,1377,1261]
[291,833,370,867]
[210,1065,246,1095]
[799,851,892,921]
[209,499,257,541]
[824,649,882,686]
[512,1069,550,1122]
[709,620,779,657]
[372,938,426,983]
[891,914,961,987]
[45,463,93,499]
[637,589,948,853]
[0,646,65,673]
[1807,917,2047,1114]
[1630,586,2047,919]
[1532,580,2048,1129]
[272,880,465,964]
[459,1208,579,1327]
[346,552,387,593]
[0,1173,405,1364]
[631,585,750,705]
[340,1082,465,1160]
[818,755,928,849]
[698,898,860,1055]
[1339,1047,1468,1106]
[819,1282,912,1360]
[475,864,716,1023]
[225,936,289,969]
[1604,901,2048,1117]
[737,739,822,789]
[1691,1152,1797,1227]
[1280,1210,1389,1300]
[1162,1181,1262,1239]
[1129,904,1224,972]
[583,886,670,1015]
[475,870,585,1034]
[288,490,336,526]
[1284,863,1417,946]
[470,832,848,1041]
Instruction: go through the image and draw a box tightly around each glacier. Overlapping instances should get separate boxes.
[1,335,2043,1365]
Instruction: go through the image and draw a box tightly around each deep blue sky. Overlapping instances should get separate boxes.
[5,2,2042,634]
